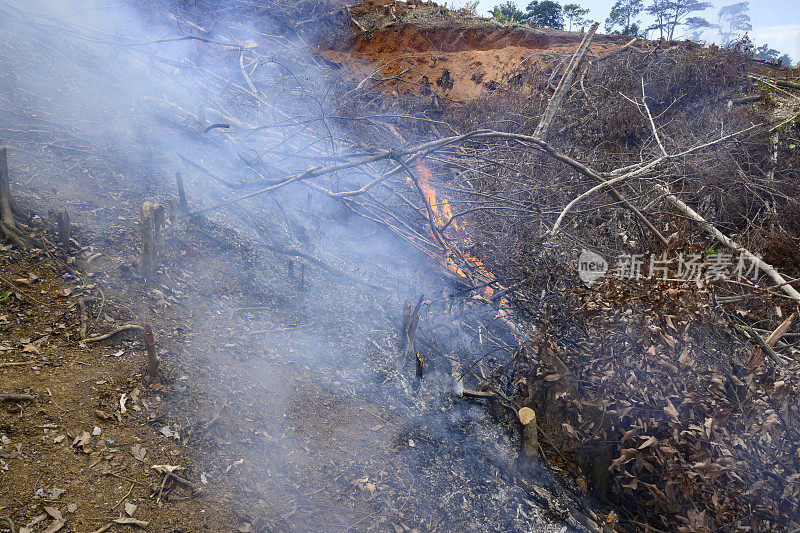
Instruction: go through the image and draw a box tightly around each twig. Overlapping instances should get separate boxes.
[156,473,169,504]
[111,482,134,510]
[168,472,203,493]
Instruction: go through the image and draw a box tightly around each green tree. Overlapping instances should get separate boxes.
[752,43,793,66]
[605,0,649,36]
[526,0,564,29]
[717,2,752,46]
[563,3,590,31]
[605,0,643,33]
[492,1,529,22]
[646,0,712,41]
[491,1,528,22]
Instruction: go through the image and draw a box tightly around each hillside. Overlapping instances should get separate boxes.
[1,0,800,532]
[319,1,640,101]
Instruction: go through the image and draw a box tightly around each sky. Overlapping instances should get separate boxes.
[459,0,800,62]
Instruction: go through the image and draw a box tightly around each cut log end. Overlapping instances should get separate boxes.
[518,407,539,460]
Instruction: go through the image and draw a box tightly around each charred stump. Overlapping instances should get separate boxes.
[399,297,425,380]
[140,201,165,280]
[175,171,188,212]
[56,208,71,251]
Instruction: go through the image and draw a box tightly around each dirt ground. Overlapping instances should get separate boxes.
[0,240,237,532]
[0,163,583,532]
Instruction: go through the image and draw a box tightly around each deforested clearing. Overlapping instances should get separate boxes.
[0,0,799,531]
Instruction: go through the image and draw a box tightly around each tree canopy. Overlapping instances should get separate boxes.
[526,0,564,29]
[606,0,648,37]
[491,1,528,23]
[563,3,590,31]
[646,0,712,41]
[717,2,752,46]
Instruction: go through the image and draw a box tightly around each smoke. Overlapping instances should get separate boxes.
[0,0,580,529]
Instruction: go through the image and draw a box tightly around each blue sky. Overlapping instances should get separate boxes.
[459,0,800,61]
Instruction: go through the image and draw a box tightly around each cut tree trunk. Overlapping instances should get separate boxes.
[140,201,165,279]
[143,323,159,380]
[56,208,71,250]
[0,142,41,249]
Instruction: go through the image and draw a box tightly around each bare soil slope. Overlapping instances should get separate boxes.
[318,2,636,101]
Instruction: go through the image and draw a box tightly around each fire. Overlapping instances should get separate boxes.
[412,156,508,307]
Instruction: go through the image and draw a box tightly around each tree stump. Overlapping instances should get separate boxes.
[56,208,71,250]
[0,142,41,249]
[143,324,159,380]
[518,407,539,460]
[140,201,165,279]
[175,171,188,213]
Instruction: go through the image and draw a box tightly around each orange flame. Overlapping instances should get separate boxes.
[412,157,508,308]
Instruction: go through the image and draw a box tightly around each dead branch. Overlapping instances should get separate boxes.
[0,394,35,403]
[534,22,598,140]
[774,79,800,90]
[656,184,800,305]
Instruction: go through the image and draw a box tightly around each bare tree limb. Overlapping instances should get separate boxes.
[655,184,800,304]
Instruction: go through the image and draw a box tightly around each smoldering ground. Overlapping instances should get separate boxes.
[0,0,589,530]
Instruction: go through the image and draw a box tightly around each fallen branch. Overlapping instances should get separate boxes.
[84,324,144,343]
[775,79,800,90]
[0,394,35,403]
[655,184,800,304]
